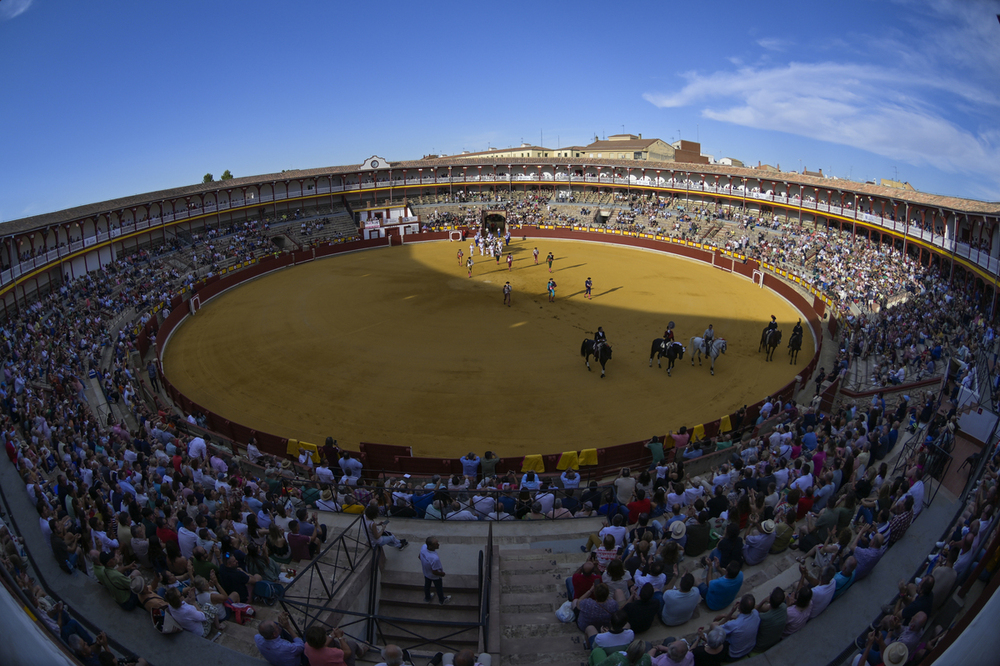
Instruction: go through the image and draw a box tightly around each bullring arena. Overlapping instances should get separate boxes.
[162,239,814,458]
[0,155,998,666]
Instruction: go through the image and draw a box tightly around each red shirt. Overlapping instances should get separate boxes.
[303,644,347,666]
[796,496,814,521]
[572,571,601,599]
[627,498,652,525]
[156,526,179,544]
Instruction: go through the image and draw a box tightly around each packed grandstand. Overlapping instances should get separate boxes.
[0,159,997,666]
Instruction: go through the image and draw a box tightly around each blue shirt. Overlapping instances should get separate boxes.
[461,456,480,477]
[723,610,761,659]
[412,492,434,518]
[705,572,743,611]
[254,634,304,666]
[802,431,818,451]
[833,569,856,599]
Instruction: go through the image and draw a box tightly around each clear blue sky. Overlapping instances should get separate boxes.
[1,0,998,222]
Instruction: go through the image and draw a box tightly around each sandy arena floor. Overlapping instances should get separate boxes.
[162,239,815,458]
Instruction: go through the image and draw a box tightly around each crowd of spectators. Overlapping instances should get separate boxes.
[0,192,995,666]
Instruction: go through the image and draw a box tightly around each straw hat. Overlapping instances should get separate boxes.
[761,519,776,534]
[883,642,909,666]
[281,459,292,469]
[670,521,687,539]
[321,489,333,501]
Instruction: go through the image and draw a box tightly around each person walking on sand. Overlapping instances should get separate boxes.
[548,278,557,302]
[420,537,451,605]
[585,277,593,300]
[547,252,554,273]
[507,253,513,271]
[457,248,464,266]
[503,282,512,307]
[533,247,539,265]
[467,256,474,278]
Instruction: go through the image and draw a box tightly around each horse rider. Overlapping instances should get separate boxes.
[702,324,714,355]
[792,318,803,339]
[594,326,607,356]
[766,315,778,333]
[663,321,675,343]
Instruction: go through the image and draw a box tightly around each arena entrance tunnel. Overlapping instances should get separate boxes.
[159,231,820,461]
[483,211,507,235]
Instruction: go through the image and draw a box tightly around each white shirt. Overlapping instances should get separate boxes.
[472,494,496,517]
[246,443,263,463]
[177,526,198,559]
[315,466,335,484]
[536,491,555,514]
[419,544,443,579]
[188,437,207,460]
[906,480,925,517]
[809,581,836,618]
[791,473,814,493]
[774,468,790,490]
[316,498,341,512]
[683,486,704,506]
[168,601,206,635]
[446,509,478,521]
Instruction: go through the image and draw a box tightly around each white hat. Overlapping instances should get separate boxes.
[670,521,687,539]
[761,520,776,534]
[883,642,909,666]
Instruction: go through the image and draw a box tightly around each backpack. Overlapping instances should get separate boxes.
[253,580,284,606]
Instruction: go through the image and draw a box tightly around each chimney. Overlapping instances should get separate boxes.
[818,168,823,176]
[638,133,642,139]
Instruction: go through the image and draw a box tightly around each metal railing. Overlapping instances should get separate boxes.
[278,514,373,635]
[277,511,494,655]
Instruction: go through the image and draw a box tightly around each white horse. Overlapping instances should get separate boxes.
[689,337,727,375]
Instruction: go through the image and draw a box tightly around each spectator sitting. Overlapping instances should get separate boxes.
[698,560,744,612]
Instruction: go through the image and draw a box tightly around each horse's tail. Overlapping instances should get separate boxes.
[581,339,589,357]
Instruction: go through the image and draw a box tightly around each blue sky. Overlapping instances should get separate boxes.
[1,0,998,222]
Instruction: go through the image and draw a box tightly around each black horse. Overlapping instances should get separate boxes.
[788,331,803,364]
[761,328,782,361]
[649,339,685,376]
[581,339,613,378]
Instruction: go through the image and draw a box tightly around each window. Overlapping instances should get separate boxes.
[634,152,644,160]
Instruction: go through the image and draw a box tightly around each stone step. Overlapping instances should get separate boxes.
[380,586,479,610]
[501,582,561,595]
[382,569,481,588]
[500,652,587,666]
[499,634,585,658]
[499,558,580,573]
[500,601,558,614]
[379,600,482,623]
[500,550,583,564]
[500,615,579,637]
[501,589,566,606]
[375,620,480,652]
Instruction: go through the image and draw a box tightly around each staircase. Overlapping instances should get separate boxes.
[499,547,586,666]
[375,569,482,655]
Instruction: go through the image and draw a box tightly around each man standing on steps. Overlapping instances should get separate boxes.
[420,537,451,605]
